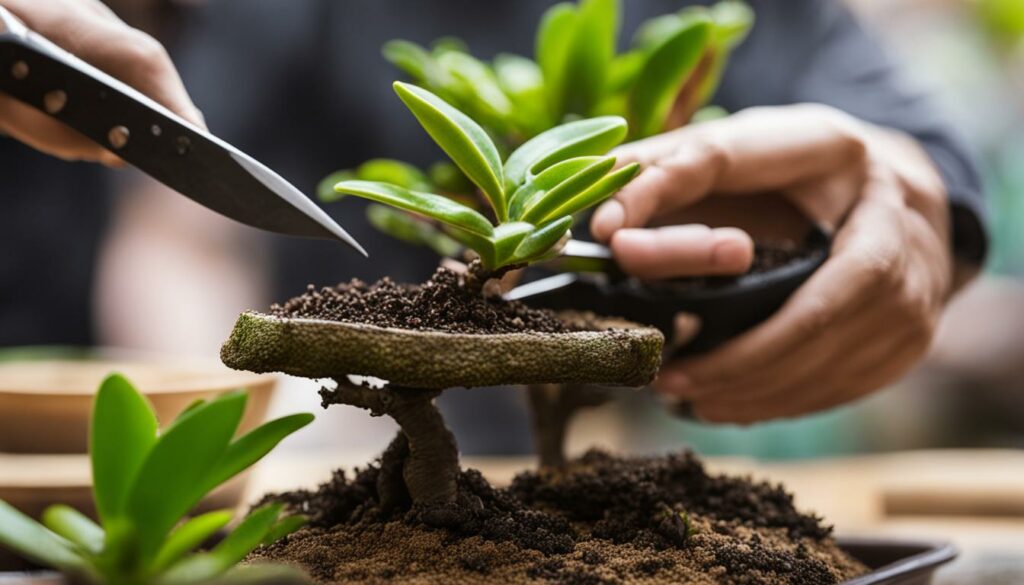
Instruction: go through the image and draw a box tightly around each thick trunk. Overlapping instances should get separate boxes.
[321,379,459,506]
[527,383,612,468]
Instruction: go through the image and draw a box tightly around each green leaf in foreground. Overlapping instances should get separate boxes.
[0,501,82,571]
[152,510,234,572]
[90,373,158,524]
[367,204,463,257]
[393,82,507,220]
[504,116,627,189]
[42,505,104,555]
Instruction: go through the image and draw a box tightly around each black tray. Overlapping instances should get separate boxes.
[0,536,957,584]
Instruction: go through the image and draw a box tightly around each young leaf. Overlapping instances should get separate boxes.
[492,222,536,265]
[508,156,605,219]
[160,505,283,584]
[519,157,616,224]
[42,505,103,555]
[124,390,247,559]
[535,2,577,120]
[91,373,158,524]
[535,162,640,224]
[152,510,234,572]
[316,170,355,203]
[393,82,506,219]
[335,180,494,237]
[504,116,627,189]
[562,0,618,115]
[431,36,469,56]
[367,204,463,257]
[196,413,315,498]
[510,216,573,264]
[711,0,755,49]
[0,500,83,571]
[630,14,712,137]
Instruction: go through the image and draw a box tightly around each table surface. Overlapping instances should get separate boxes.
[248,448,1024,584]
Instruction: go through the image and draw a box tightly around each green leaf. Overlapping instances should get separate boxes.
[511,216,574,264]
[382,40,450,91]
[317,170,355,203]
[197,413,315,498]
[356,159,431,191]
[393,82,506,219]
[436,51,514,131]
[152,510,234,573]
[535,2,577,121]
[493,53,550,134]
[199,564,311,585]
[444,225,496,269]
[335,180,493,237]
[431,36,469,56]
[520,157,616,224]
[562,0,618,115]
[535,162,639,224]
[509,156,605,219]
[91,373,158,524]
[630,14,712,138]
[367,204,463,257]
[710,0,755,49]
[261,515,307,546]
[124,391,247,560]
[692,104,729,123]
[492,222,536,265]
[0,500,83,571]
[160,505,283,584]
[504,116,627,189]
[42,505,103,555]
[428,161,475,195]
[605,50,647,94]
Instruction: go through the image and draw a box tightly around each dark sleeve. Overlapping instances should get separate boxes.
[715,0,988,264]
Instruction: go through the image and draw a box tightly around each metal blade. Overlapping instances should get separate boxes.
[0,12,366,254]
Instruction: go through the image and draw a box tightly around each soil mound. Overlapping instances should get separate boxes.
[250,450,865,584]
[269,267,571,334]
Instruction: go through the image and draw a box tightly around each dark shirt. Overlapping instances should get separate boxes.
[0,0,987,346]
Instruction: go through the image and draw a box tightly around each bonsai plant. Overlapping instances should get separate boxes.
[0,373,313,585]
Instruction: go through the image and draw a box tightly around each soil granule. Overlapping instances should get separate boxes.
[250,450,866,584]
[269,267,573,334]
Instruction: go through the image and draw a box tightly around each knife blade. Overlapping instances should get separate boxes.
[0,7,365,255]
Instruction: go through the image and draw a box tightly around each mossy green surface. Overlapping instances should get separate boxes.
[221,311,664,389]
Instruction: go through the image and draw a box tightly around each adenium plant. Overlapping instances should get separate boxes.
[0,374,313,585]
[326,82,639,273]
[319,0,753,276]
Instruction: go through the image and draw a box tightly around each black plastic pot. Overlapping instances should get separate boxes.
[0,537,957,584]
[525,226,830,357]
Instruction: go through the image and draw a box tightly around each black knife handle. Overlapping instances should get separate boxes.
[0,31,204,170]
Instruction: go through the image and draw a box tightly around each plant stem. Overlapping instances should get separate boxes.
[321,379,459,506]
[527,384,612,468]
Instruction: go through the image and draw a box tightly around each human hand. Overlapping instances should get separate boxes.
[0,0,203,165]
[590,104,961,423]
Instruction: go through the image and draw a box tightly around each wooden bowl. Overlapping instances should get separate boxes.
[0,357,277,453]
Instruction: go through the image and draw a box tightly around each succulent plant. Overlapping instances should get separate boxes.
[325,82,639,273]
[0,374,313,585]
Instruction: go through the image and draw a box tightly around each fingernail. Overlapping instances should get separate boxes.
[591,200,625,242]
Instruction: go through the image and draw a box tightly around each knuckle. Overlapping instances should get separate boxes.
[794,294,834,339]
[127,31,171,71]
[851,243,903,294]
[799,103,869,162]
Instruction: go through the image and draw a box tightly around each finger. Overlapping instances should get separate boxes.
[667,186,906,392]
[609,225,753,278]
[592,104,868,239]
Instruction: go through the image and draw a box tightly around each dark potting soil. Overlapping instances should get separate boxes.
[664,240,811,292]
[249,450,866,584]
[269,267,575,335]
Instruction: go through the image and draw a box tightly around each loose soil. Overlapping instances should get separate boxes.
[269,267,574,334]
[250,450,866,584]
[664,240,811,292]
